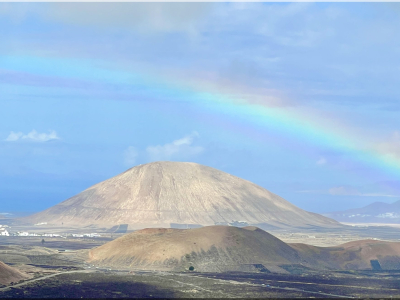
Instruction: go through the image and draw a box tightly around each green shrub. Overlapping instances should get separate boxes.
[188,266,194,271]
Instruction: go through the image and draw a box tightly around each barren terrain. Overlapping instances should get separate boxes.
[23,161,339,229]
[1,222,400,298]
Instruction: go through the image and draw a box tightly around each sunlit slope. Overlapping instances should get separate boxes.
[0,261,28,286]
[24,161,338,228]
[291,239,400,270]
[88,225,301,272]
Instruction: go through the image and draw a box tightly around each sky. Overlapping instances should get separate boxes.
[1,2,400,214]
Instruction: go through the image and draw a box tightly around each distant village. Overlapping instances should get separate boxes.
[0,224,101,238]
[0,224,10,236]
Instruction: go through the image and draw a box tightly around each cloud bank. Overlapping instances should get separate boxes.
[146,131,203,161]
[5,130,60,142]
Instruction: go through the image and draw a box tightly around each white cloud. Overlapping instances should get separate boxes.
[5,130,60,142]
[362,193,398,198]
[328,186,361,196]
[5,131,23,142]
[124,146,138,166]
[146,131,203,161]
[316,157,327,165]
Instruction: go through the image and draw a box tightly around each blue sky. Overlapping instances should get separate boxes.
[1,3,400,214]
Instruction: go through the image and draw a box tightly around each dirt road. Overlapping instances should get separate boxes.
[0,270,94,292]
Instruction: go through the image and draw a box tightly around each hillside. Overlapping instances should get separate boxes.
[23,161,339,229]
[0,261,28,286]
[88,225,302,272]
[88,225,400,273]
[291,239,400,270]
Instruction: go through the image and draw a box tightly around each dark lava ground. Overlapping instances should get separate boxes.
[1,269,400,298]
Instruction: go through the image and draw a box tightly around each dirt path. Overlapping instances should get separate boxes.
[261,278,400,291]
[186,274,356,298]
[0,270,94,292]
[153,274,239,298]
[153,271,355,298]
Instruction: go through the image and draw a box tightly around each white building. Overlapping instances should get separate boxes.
[43,233,60,237]
[0,229,9,236]
[84,233,101,238]
[35,222,47,226]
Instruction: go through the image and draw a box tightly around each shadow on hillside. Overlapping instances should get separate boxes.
[1,277,177,298]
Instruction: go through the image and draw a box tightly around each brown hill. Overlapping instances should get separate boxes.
[291,239,400,270]
[23,161,338,229]
[0,261,28,286]
[88,225,302,272]
[88,225,400,273]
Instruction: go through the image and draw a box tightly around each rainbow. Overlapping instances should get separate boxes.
[2,54,399,180]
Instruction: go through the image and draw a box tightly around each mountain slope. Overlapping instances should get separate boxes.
[23,161,339,229]
[291,239,400,270]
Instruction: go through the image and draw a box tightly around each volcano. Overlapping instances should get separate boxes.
[88,225,301,272]
[24,161,338,229]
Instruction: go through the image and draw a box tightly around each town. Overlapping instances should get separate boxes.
[0,224,101,238]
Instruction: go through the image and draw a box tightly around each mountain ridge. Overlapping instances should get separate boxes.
[324,200,400,223]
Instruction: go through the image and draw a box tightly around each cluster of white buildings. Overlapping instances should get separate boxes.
[0,224,10,236]
[346,212,399,219]
[377,212,399,218]
[72,233,101,238]
[10,231,101,238]
[347,214,371,218]
[15,232,64,237]
[0,225,102,238]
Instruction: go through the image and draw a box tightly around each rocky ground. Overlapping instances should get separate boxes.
[1,269,400,298]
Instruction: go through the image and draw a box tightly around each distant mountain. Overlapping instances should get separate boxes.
[323,200,400,223]
[23,161,339,229]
